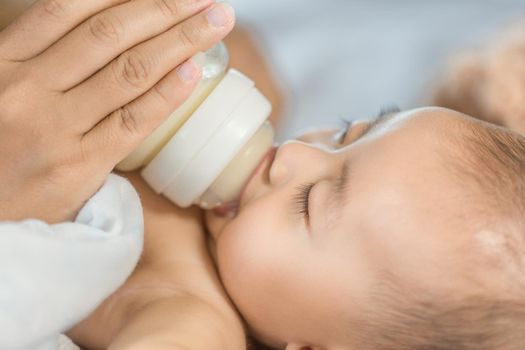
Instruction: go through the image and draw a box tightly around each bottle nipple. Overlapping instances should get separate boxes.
[198,121,274,209]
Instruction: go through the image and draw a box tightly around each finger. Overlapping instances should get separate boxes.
[66,2,235,131]
[29,0,213,90]
[0,0,128,61]
[82,60,201,167]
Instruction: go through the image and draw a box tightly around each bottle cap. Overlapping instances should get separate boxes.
[141,69,272,207]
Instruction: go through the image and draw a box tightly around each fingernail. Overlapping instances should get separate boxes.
[206,3,235,27]
[176,60,200,82]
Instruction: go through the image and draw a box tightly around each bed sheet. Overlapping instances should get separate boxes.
[229,0,525,140]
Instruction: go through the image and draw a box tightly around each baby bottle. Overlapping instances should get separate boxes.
[116,42,274,209]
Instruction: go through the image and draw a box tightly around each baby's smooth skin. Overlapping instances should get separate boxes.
[206,107,524,349]
[69,171,246,349]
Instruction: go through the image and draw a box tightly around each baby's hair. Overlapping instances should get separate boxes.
[354,120,525,350]
[359,272,525,350]
[448,120,525,284]
[452,120,525,222]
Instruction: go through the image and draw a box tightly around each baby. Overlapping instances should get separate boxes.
[72,16,525,350]
[204,106,525,349]
[200,22,525,349]
[72,107,525,350]
[2,2,525,350]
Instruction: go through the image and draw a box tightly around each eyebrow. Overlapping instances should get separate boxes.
[332,112,397,209]
[360,111,398,139]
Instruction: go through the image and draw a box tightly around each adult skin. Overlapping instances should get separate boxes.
[0,0,235,223]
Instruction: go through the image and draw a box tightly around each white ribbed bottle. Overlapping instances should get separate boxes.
[117,42,274,209]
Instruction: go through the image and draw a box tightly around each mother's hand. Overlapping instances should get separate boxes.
[0,0,235,223]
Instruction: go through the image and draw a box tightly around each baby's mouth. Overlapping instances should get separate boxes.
[213,201,239,217]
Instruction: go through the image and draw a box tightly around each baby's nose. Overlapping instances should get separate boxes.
[269,140,329,186]
[295,127,340,147]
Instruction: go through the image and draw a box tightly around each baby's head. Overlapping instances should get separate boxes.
[206,107,525,350]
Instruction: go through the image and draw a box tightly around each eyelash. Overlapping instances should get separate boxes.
[379,104,401,117]
[337,105,400,144]
[336,118,353,144]
[293,182,315,223]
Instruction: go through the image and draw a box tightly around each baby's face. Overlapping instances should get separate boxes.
[206,107,485,349]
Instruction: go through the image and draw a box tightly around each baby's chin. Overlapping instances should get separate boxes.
[205,208,236,241]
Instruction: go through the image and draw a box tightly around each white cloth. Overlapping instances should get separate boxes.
[0,174,144,350]
[58,335,79,350]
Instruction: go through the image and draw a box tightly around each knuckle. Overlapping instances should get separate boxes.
[49,150,79,174]
[49,136,93,174]
[151,82,171,106]
[45,150,91,189]
[150,84,176,122]
[153,0,179,19]
[42,0,69,19]
[0,90,21,123]
[113,50,152,88]
[116,105,142,136]
[178,23,198,48]
[86,12,124,47]
[0,75,35,123]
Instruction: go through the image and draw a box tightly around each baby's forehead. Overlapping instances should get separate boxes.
[393,108,473,140]
[360,108,473,165]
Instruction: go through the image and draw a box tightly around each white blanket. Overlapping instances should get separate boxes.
[0,174,144,350]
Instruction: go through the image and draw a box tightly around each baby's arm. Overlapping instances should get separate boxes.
[68,172,245,350]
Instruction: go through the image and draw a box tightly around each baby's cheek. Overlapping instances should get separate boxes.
[218,218,275,280]
[217,214,291,287]
[216,224,271,306]
[216,219,305,335]
[215,193,309,304]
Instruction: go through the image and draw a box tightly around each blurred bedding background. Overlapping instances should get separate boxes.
[228,0,525,140]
